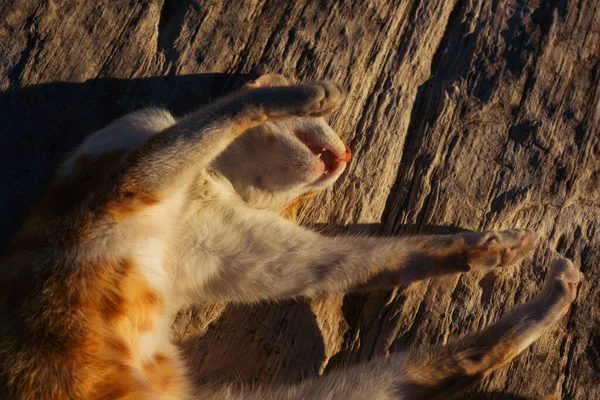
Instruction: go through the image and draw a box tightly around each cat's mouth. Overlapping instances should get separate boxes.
[294,131,351,177]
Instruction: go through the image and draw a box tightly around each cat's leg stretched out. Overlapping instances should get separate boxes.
[170,203,537,304]
[195,257,581,400]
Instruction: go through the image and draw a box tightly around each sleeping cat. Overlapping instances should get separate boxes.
[0,74,581,399]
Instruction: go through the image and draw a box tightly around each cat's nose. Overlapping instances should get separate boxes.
[341,145,351,162]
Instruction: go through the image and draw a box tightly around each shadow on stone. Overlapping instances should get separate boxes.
[0,73,255,247]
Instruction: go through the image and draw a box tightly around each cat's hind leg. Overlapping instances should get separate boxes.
[189,257,578,400]
[396,257,582,400]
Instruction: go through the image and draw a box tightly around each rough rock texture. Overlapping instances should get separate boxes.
[1,0,599,398]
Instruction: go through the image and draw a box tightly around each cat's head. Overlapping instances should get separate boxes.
[212,74,350,214]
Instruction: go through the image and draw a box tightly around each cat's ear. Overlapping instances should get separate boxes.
[243,73,290,89]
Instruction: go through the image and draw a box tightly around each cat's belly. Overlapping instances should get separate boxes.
[107,258,187,398]
[132,316,187,398]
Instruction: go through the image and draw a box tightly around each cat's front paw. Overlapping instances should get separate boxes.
[462,229,538,270]
[296,81,345,117]
[252,81,346,118]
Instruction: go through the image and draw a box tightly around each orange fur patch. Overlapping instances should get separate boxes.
[105,188,160,220]
[279,191,318,222]
[142,352,178,393]
[233,113,267,135]
[0,254,170,398]
[91,364,150,400]
[105,337,133,360]
[37,152,160,226]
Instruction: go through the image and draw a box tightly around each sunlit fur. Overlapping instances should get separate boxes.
[0,75,580,399]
